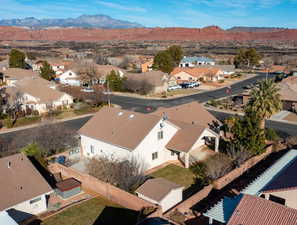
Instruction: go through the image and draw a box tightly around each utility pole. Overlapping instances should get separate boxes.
[104,79,111,108]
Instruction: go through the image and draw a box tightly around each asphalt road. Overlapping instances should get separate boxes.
[2,73,296,142]
[111,74,269,113]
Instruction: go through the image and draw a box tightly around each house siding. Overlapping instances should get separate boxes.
[263,189,297,210]
[160,188,183,212]
[5,193,48,222]
[80,119,178,170]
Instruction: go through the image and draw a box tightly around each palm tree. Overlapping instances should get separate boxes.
[246,79,282,129]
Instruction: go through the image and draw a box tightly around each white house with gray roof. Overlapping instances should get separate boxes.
[179,56,215,68]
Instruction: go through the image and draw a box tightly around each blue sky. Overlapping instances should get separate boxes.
[1,0,297,28]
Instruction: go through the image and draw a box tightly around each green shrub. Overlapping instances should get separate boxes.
[218,80,225,83]
[14,116,41,127]
[265,128,280,141]
[4,117,14,128]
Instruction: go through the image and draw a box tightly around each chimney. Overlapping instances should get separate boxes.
[8,161,11,168]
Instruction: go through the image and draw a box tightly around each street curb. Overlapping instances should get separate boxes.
[0,113,94,135]
[112,74,257,101]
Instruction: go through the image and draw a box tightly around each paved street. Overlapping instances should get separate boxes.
[2,73,296,142]
[111,74,269,112]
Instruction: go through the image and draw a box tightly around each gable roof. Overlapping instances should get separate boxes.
[227,194,297,225]
[180,56,214,64]
[171,67,221,78]
[0,153,52,211]
[278,77,297,101]
[151,102,218,128]
[261,156,297,193]
[166,125,207,153]
[78,107,162,151]
[136,178,183,202]
[7,77,69,104]
[1,68,39,81]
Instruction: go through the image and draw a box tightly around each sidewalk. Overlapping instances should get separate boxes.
[0,113,95,134]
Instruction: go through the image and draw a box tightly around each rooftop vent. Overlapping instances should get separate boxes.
[118,112,123,116]
[129,114,135,119]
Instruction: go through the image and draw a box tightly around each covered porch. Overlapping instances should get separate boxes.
[167,127,220,169]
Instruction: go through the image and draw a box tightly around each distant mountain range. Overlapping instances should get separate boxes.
[0,15,143,29]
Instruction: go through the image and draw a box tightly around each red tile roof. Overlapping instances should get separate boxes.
[171,67,221,78]
[227,194,297,225]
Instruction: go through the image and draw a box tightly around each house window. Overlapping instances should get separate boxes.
[152,152,158,160]
[171,151,175,156]
[157,131,164,140]
[177,76,181,80]
[90,145,94,154]
[269,195,286,205]
[30,197,41,204]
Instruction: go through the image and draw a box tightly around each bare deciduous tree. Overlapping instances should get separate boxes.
[204,153,233,180]
[124,79,154,95]
[87,156,146,192]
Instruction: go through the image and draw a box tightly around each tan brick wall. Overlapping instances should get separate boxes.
[213,145,273,190]
[48,163,153,211]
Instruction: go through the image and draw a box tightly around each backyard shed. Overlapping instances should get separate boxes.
[56,178,81,199]
[136,178,184,212]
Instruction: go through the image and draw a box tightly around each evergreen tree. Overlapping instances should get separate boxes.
[40,61,55,81]
[9,49,26,68]
[153,50,174,73]
[106,70,125,91]
[168,45,184,66]
[234,48,261,69]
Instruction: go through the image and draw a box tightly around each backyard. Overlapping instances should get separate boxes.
[41,197,138,225]
[150,164,196,188]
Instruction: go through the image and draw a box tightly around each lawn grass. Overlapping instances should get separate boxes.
[14,116,41,127]
[42,197,138,225]
[150,164,196,188]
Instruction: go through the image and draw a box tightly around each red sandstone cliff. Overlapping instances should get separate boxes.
[0,26,297,42]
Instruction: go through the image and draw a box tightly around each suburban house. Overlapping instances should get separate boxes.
[0,68,39,86]
[141,60,154,73]
[136,178,184,212]
[32,60,72,75]
[78,102,220,170]
[5,77,73,114]
[0,153,53,223]
[261,65,289,74]
[170,67,224,83]
[197,65,235,76]
[278,76,297,112]
[179,56,215,67]
[95,65,124,84]
[57,64,124,86]
[205,149,297,224]
[125,71,169,94]
[58,69,81,86]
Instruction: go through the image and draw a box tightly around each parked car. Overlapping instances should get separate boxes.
[188,82,200,88]
[180,83,191,88]
[167,85,182,91]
